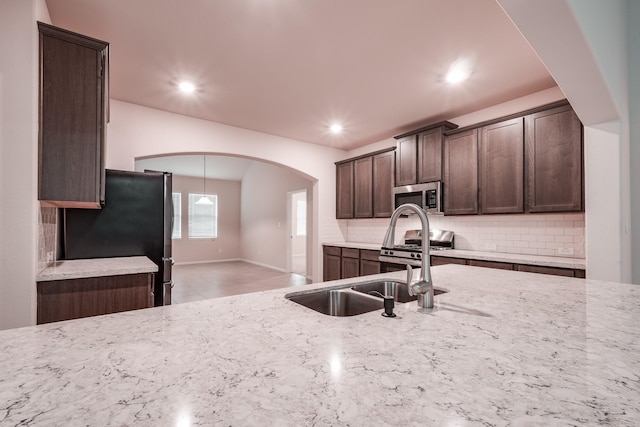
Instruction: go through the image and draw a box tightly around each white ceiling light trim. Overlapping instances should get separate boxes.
[446,59,473,84]
[329,123,343,134]
[178,81,196,94]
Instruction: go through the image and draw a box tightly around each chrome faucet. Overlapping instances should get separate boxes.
[382,203,434,309]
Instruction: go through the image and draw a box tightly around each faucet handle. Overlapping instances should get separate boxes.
[406,264,414,286]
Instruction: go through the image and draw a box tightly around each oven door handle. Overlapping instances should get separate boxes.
[379,255,422,267]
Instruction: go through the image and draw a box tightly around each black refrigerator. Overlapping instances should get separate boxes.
[63,169,174,306]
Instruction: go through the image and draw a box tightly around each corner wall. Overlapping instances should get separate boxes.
[240,161,313,272]
[0,0,49,331]
[498,0,634,283]
[629,0,640,283]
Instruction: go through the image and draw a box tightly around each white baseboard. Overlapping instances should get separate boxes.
[175,258,310,279]
[240,259,288,273]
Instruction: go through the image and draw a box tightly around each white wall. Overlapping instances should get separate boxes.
[105,100,345,282]
[171,175,242,264]
[629,1,640,283]
[290,190,307,255]
[0,0,49,331]
[240,161,313,272]
[498,0,635,283]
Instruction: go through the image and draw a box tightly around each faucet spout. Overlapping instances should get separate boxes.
[383,203,434,309]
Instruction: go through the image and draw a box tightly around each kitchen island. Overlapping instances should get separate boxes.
[1,265,638,425]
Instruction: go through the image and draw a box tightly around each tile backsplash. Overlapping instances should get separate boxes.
[38,205,58,272]
[344,212,585,258]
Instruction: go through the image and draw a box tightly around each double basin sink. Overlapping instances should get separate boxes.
[285,279,447,317]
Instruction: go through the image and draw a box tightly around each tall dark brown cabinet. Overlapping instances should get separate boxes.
[336,161,354,219]
[478,118,524,214]
[354,157,373,218]
[525,104,583,212]
[38,22,109,208]
[443,129,479,215]
[372,150,395,217]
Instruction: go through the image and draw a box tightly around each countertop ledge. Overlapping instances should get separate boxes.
[36,256,157,282]
[2,265,639,425]
[324,241,586,270]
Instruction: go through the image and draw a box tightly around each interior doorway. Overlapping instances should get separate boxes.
[287,189,307,276]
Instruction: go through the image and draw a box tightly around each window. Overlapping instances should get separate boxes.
[188,193,218,238]
[172,193,182,239]
[296,199,306,237]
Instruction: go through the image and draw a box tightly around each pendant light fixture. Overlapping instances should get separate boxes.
[196,155,213,205]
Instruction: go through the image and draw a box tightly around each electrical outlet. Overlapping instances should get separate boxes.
[558,247,574,256]
[46,252,54,262]
[485,243,497,251]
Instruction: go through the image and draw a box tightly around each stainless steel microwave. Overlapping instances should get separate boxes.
[393,181,443,214]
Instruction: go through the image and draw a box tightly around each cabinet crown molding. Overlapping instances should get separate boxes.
[394,121,458,140]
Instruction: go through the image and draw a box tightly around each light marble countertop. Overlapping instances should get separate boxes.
[2,265,638,425]
[36,256,158,282]
[324,241,586,270]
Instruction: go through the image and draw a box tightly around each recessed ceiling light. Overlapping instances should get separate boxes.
[178,81,196,94]
[446,59,472,84]
[329,124,343,134]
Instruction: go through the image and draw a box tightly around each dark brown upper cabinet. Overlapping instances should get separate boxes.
[38,22,109,208]
[372,150,395,217]
[525,104,583,212]
[395,135,417,186]
[336,161,354,219]
[354,157,373,218]
[394,122,458,186]
[335,148,395,219]
[479,118,524,214]
[443,129,478,215]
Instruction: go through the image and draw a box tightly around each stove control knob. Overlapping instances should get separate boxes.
[416,253,421,259]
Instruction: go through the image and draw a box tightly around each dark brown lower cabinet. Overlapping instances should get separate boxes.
[468,259,514,270]
[341,248,360,279]
[515,264,576,277]
[360,250,381,275]
[323,246,342,281]
[323,246,381,281]
[37,273,154,324]
[431,255,584,278]
[431,256,467,266]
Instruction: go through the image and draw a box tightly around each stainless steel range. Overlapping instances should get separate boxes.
[380,229,454,271]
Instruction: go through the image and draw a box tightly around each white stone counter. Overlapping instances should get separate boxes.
[36,256,158,282]
[324,241,586,270]
[2,265,638,425]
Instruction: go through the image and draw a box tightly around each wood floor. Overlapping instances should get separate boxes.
[171,261,311,304]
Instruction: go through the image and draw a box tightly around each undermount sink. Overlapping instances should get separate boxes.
[286,288,383,316]
[351,280,447,303]
[285,279,448,316]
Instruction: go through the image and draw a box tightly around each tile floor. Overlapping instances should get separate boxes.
[171,260,311,304]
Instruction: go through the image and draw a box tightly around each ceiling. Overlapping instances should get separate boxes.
[45,0,556,151]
